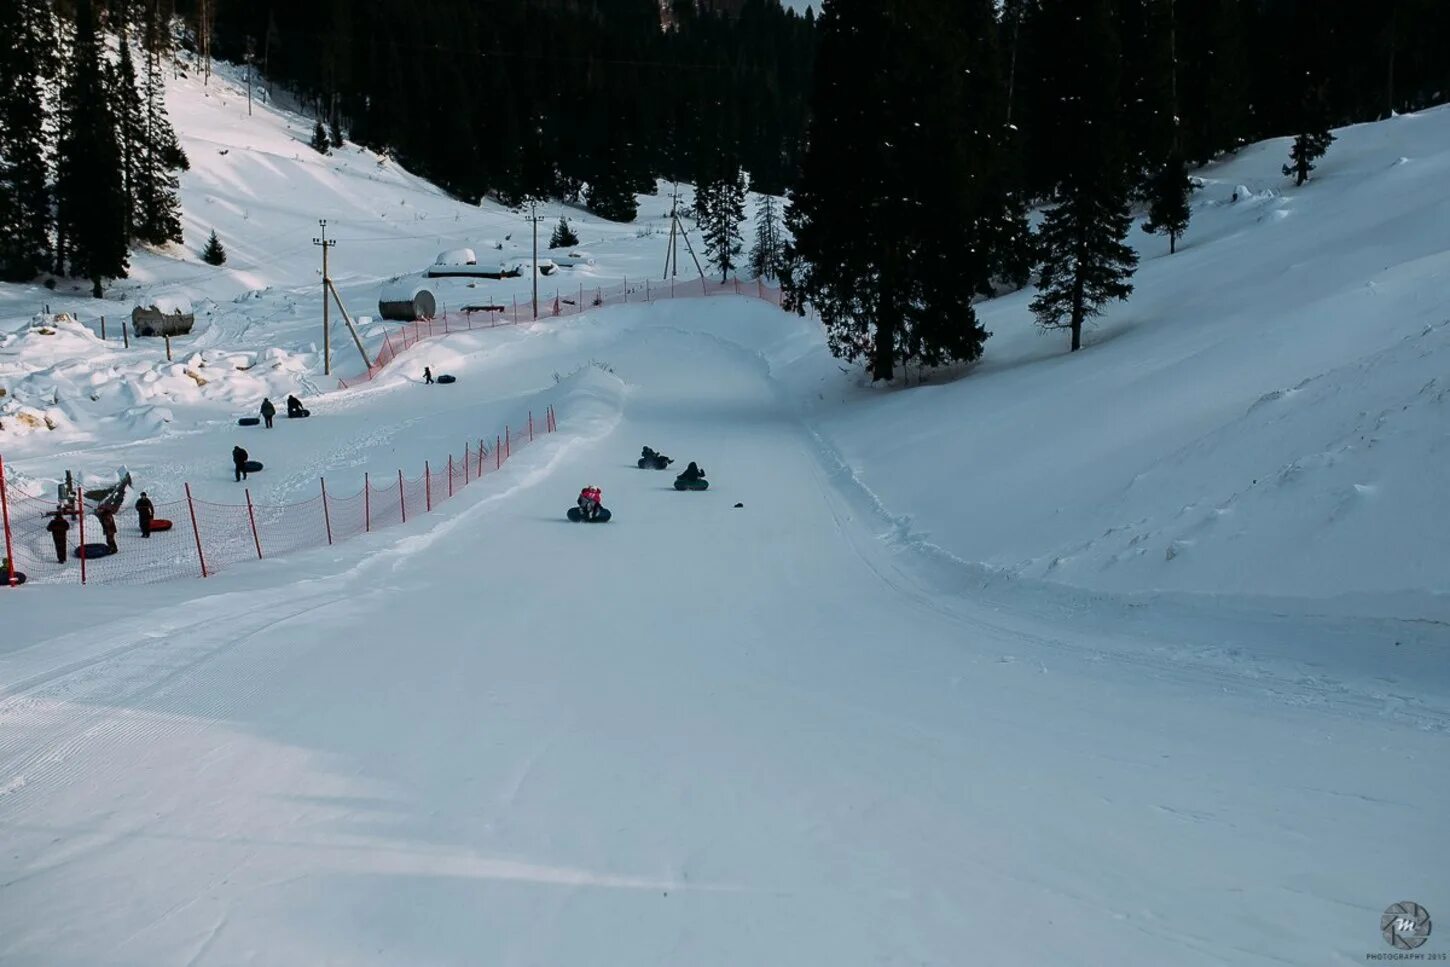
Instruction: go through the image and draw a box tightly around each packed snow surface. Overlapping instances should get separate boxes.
[1,57,1448,967]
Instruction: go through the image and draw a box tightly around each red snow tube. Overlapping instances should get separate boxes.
[147,518,174,533]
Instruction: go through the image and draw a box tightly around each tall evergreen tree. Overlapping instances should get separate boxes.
[135,2,184,247]
[1142,152,1193,253]
[787,0,1019,380]
[201,228,226,265]
[749,194,785,280]
[112,35,146,240]
[310,119,330,155]
[1028,0,1139,352]
[0,0,56,281]
[56,0,130,297]
[1283,81,1336,186]
[695,164,746,282]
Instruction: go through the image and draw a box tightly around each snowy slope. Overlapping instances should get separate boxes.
[0,57,1447,967]
[810,108,1450,612]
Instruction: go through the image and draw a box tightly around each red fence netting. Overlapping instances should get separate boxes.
[340,277,784,388]
[0,406,554,589]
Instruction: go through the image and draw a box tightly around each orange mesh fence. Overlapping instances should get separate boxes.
[339,278,784,388]
[0,407,552,589]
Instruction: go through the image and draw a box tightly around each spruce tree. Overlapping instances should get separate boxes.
[749,194,785,281]
[329,115,344,150]
[1142,152,1193,253]
[201,229,226,265]
[695,165,746,282]
[1282,81,1336,186]
[787,0,1016,380]
[549,216,579,250]
[133,4,184,248]
[1028,0,1139,352]
[113,36,146,241]
[56,0,130,297]
[0,0,55,281]
[310,120,330,154]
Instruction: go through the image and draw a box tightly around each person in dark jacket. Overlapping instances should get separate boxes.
[135,492,155,537]
[233,445,249,482]
[286,394,304,417]
[260,398,276,429]
[47,507,70,563]
[95,505,119,554]
[423,366,434,385]
[679,461,706,482]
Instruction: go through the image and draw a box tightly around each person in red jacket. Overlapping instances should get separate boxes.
[577,485,602,521]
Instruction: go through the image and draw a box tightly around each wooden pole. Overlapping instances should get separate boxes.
[245,488,263,559]
[398,469,406,523]
[185,483,207,578]
[165,332,172,361]
[320,477,333,545]
[76,489,87,585]
[0,454,16,587]
[364,472,371,532]
[100,316,106,341]
[122,318,129,348]
[314,220,335,375]
[425,461,431,512]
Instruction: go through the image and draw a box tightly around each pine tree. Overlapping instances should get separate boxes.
[113,35,146,240]
[56,0,130,297]
[749,194,785,280]
[201,228,226,265]
[1028,0,1139,352]
[0,0,55,281]
[549,216,579,250]
[1143,152,1193,253]
[584,147,638,222]
[787,0,1017,380]
[329,115,344,150]
[1282,81,1336,186]
[310,119,330,154]
[695,165,746,282]
[134,3,184,248]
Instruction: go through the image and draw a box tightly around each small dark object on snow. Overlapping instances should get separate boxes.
[734,502,744,508]
[567,506,612,523]
[75,543,115,559]
[243,460,264,473]
[436,374,456,384]
[238,416,260,426]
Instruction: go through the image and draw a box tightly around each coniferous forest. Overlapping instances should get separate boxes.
[2,0,1450,378]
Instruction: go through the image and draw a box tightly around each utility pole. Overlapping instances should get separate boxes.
[313,220,336,375]
[527,202,546,320]
[245,37,255,117]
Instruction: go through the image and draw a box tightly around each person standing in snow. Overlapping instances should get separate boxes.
[286,394,305,418]
[95,505,119,554]
[233,445,250,482]
[135,492,155,537]
[47,507,70,563]
[260,398,276,429]
[423,367,434,385]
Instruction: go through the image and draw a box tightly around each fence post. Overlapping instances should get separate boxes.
[122,320,129,349]
[448,455,454,498]
[364,472,371,532]
[165,332,173,361]
[77,490,87,585]
[425,461,432,512]
[245,488,263,559]
[398,469,407,523]
[496,435,501,470]
[464,445,470,485]
[529,411,534,442]
[320,477,333,545]
[624,276,628,303]
[478,439,485,477]
[0,454,15,587]
[100,316,106,341]
[185,482,208,578]
[505,426,510,461]
[579,284,583,314]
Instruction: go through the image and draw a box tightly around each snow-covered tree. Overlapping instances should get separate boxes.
[748,194,785,280]
[695,165,745,282]
[549,216,579,250]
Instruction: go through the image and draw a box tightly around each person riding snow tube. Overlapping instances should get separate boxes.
[639,446,673,470]
[674,462,708,490]
[577,485,603,521]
